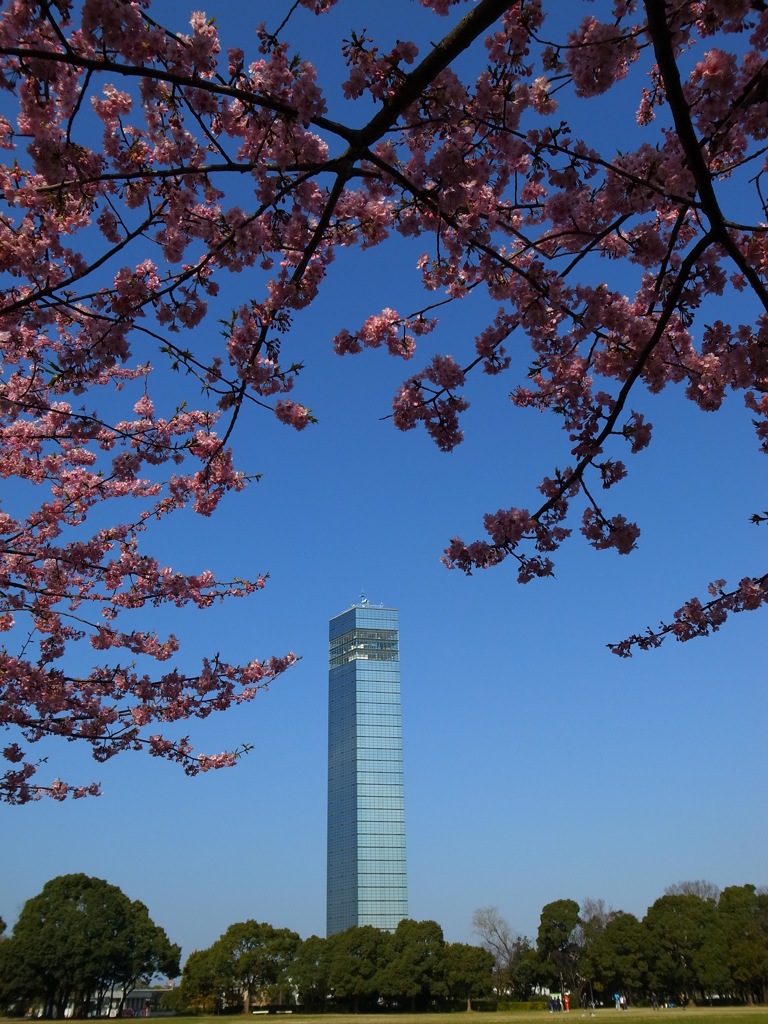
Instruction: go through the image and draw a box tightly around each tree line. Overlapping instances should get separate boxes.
[173,918,493,1015]
[158,881,768,1014]
[474,884,768,1009]
[2,876,767,1016]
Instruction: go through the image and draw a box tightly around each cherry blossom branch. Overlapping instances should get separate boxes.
[608,572,768,656]
[0,44,348,136]
[2,0,768,800]
[443,228,716,575]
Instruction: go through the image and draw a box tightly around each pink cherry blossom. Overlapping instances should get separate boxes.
[274,399,314,431]
[1,0,768,798]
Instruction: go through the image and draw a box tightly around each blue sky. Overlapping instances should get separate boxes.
[0,0,766,963]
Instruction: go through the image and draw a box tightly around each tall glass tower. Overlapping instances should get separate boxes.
[326,600,408,935]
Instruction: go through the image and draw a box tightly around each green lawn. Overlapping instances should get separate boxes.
[155,1009,768,1024]
[8,1013,768,1024]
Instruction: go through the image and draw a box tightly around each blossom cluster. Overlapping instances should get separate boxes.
[1,0,768,798]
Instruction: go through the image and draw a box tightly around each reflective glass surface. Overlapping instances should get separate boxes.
[327,604,408,935]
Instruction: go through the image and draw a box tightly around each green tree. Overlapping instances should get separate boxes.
[212,920,300,1012]
[117,900,180,1006]
[443,941,495,1010]
[537,899,583,998]
[578,898,614,1006]
[692,923,731,1002]
[0,933,23,1015]
[718,885,768,1004]
[581,912,647,1004]
[0,874,179,1018]
[644,893,718,1004]
[500,936,541,1002]
[179,947,229,1014]
[326,925,389,1013]
[291,935,330,1012]
[157,986,189,1015]
[377,919,447,1010]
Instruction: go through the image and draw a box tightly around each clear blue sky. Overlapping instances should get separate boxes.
[0,0,766,963]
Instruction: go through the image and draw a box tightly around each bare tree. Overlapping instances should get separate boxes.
[472,907,517,969]
[581,897,615,933]
[472,907,539,1000]
[664,881,721,901]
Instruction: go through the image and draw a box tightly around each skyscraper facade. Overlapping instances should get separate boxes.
[326,600,408,936]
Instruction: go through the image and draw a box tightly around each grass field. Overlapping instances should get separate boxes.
[9,1012,768,1024]
[126,1009,768,1024]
